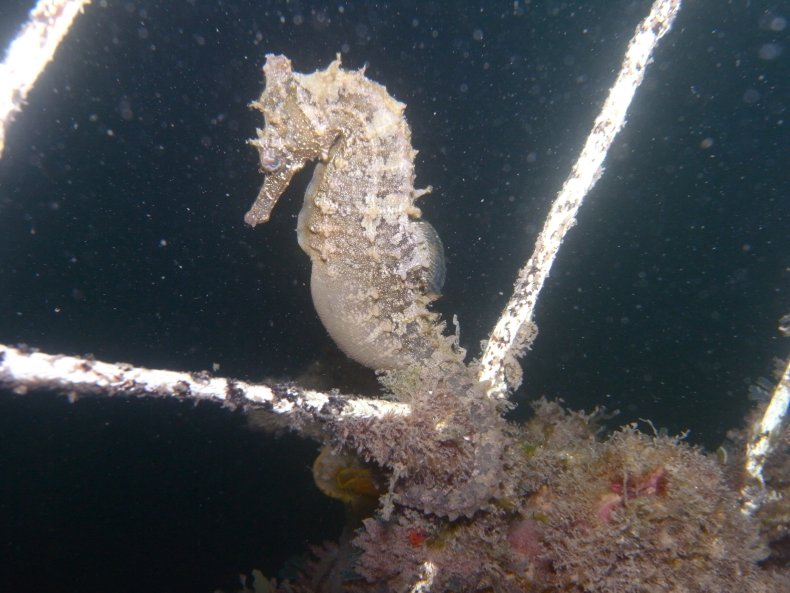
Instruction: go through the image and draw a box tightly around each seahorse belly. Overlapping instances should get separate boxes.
[246,55,456,371]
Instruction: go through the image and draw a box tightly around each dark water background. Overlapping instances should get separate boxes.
[0,1,787,591]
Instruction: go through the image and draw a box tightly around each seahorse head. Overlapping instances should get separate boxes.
[245,56,331,227]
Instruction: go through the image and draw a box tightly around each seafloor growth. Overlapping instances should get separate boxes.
[244,56,789,592]
[243,399,789,593]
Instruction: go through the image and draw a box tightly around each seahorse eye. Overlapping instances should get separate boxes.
[260,151,283,173]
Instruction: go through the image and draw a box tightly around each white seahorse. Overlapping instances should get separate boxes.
[245,54,457,371]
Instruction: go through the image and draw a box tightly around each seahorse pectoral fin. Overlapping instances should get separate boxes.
[244,164,302,227]
[413,220,446,296]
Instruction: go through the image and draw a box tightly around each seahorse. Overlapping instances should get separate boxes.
[245,54,456,371]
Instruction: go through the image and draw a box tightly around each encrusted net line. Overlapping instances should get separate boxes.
[479,0,683,400]
[0,0,91,158]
